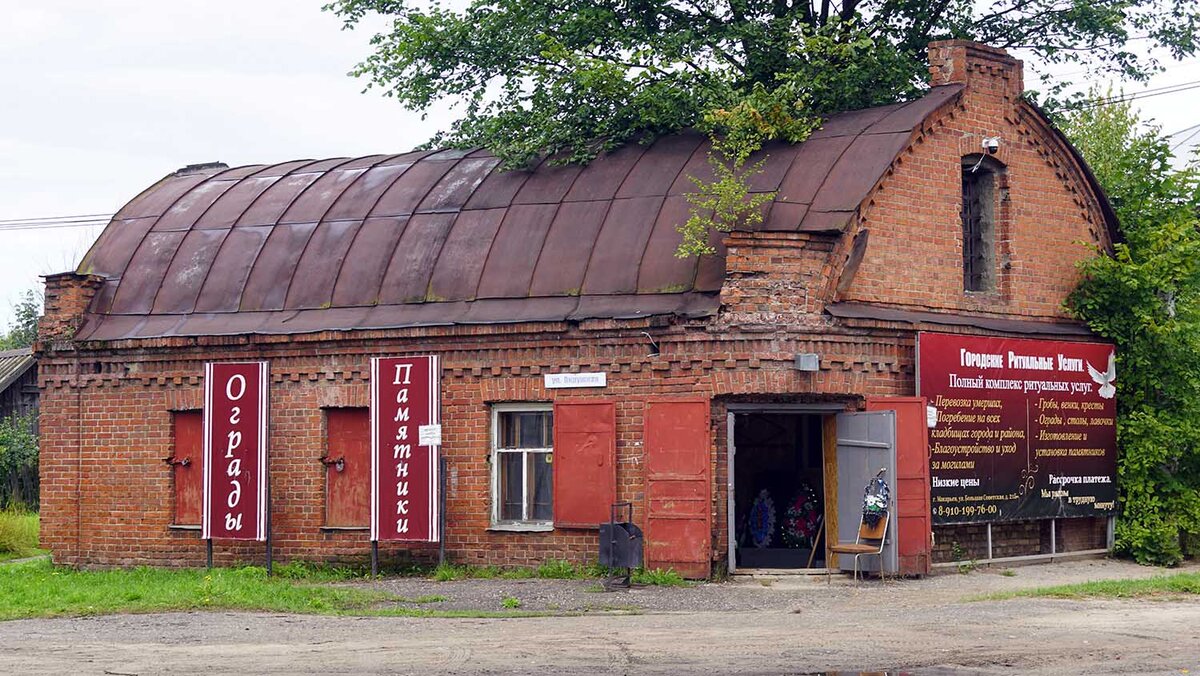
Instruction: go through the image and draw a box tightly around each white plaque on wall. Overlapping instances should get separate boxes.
[544,372,607,389]
[418,424,443,447]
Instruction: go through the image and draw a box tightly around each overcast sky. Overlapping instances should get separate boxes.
[1,1,1197,329]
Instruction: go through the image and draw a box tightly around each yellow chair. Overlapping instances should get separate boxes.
[828,511,889,582]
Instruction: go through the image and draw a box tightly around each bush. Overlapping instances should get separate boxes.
[1065,96,1200,566]
[0,414,38,510]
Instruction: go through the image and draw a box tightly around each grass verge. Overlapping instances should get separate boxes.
[0,558,394,620]
[0,509,40,559]
[973,572,1200,601]
[0,559,640,620]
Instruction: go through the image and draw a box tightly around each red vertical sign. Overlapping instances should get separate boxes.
[202,362,269,541]
[371,356,441,542]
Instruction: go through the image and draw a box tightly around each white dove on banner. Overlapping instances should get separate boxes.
[1087,351,1117,399]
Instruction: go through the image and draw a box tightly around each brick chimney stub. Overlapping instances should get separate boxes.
[928,40,1024,97]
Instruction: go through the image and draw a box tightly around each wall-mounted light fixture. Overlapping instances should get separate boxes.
[793,353,820,371]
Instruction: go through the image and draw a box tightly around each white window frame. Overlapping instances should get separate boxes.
[490,403,554,532]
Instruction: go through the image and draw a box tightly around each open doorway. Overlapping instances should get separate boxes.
[732,412,828,570]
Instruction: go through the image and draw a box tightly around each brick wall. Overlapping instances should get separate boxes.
[842,41,1111,317]
[38,325,920,568]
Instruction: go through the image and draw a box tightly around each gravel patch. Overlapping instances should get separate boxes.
[350,556,1198,614]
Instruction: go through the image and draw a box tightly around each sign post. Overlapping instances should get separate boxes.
[371,356,442,575]
[917,333,1117,524]
[202,362,270,565]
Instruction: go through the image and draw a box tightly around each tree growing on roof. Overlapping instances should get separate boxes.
[326,0,1199,169]
[1065,95,1200,565]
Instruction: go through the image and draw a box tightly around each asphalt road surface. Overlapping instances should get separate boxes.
[1,558,1197,675]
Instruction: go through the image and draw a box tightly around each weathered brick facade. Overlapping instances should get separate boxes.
[848,42,1108,317]
[38,40,1113,572]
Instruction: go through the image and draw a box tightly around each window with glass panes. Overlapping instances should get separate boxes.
[492,406,553,525]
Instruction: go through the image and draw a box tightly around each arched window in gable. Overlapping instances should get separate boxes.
[961,155,1005,292]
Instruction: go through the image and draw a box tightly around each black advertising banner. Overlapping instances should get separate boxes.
[917,333,1118,524]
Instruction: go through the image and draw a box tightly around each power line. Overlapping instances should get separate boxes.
[1167,123,1200,137]
[1043,58,1199,83]
[1081,80,1200,107]
[0,211,113,233]
[0,213,113,225]
[0,219,110,228]
[0,220,110,233]
[1171,125,1200,151]
[1051,80,1200,113]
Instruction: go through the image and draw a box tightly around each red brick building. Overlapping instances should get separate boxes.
[38,41,1117,575]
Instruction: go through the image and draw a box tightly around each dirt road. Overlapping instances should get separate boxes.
[1,559,1197,675]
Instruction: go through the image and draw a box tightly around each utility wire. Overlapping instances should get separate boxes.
[1167,123,1200,137]
[1043,58,1197,83]
[1171,125,1200,152]
[1065,80,1200,112]
[0,219,111,233]
[0,213,112,225]
[1047,81,1200,114]
[0,218,111,228]
[0,211,113,233]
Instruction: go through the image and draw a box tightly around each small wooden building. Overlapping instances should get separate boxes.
[0,348,37,423]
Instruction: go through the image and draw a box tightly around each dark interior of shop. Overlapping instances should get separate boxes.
[734,413,827,569]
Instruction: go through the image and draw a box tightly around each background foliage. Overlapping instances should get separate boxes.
[329,0,1200,256]
[0,289,41,511]
[328,0,1199,168]
[1064,97,1200,565]
[0,414,38,511]
[0,289,41,351]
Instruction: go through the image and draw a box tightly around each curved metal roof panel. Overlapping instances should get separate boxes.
[528,201,610,297]
[330,216,409,307]
[75,86,969,341]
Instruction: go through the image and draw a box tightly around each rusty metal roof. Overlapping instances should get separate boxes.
[0,348,34,394]
[75,85,966,341]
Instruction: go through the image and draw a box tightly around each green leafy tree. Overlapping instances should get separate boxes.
[0,289,42,351]
[0,414,38,510]
[1064,97,1200,565]
[327,0,1199,169]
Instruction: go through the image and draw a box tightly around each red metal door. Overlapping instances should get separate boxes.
[866,397,932,576]
[644,399,711,579]
[325,408,371,527]
[553,401,617,528]
[172,411,203,526]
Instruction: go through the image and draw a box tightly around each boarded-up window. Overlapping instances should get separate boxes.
[553,401,616,528]
[172,411,203,526]
[962,158,998,292]
[325,408,371,527]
